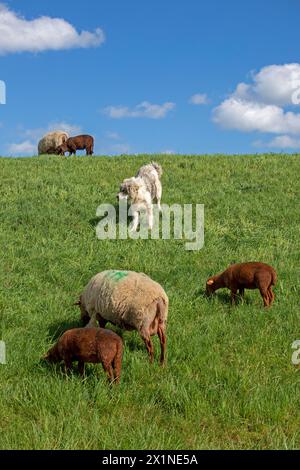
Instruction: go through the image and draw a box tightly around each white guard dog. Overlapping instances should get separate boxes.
[117,162,163,231]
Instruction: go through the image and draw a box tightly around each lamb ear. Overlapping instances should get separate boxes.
[207,279,214,285]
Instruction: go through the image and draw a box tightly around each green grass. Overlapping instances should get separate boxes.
[0,153,300,450]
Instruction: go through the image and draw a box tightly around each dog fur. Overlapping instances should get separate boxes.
[117,162,163,231]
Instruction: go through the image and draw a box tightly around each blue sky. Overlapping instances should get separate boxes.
[1,0,300,156]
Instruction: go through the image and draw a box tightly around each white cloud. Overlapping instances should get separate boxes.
[161,149,176,155]
[213,98,300,134]
[254,135,300,149]
[23,128,45,140]
[248,64,300,106]
[24,122,81,141]
[105,131,121,140]
[110,143,131,154]
[8,140,36,154]
[189,93,209,105]
[103,101,175,119]
[229,64,300,106]
[48,122,82,135]
[0,4,105,54]
[213,63,300,140]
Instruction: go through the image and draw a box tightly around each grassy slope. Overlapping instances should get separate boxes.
[0,154,299,450]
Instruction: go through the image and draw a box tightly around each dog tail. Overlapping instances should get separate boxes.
[151,161,163,178]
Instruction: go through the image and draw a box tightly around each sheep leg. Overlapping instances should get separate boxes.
[147,338,154,363]
[157,325,166,366]
[108,365,115,384]
[64,359,73,374]
[142,335,154,363]
[271,288,275,305]
[69,143,77,156]
[102,362,114,383]
[112,361,121,385]
[80,307,90,326]
[267,291,273,306]
[85,317,98,328]
[268,287,275,306]
[239,288,245,299]
[230,288,238,305]
[78,361,85,376]
[112,344,123,384]
[96,313,107,328]
[259,287,270,308]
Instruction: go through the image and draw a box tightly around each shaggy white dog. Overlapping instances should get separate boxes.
[117,162,163,231]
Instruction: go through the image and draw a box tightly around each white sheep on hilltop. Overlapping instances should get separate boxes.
[75,270,169,365]
[38,131,69,155]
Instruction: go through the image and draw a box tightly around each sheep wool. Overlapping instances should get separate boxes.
[38,131,69,155]
[80,270,168,331]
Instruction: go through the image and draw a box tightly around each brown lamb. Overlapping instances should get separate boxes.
[43,327,123,383]
[56,135,94,156]
[206,262,277,307]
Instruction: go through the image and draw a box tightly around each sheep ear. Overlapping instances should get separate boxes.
[207,279,214,286]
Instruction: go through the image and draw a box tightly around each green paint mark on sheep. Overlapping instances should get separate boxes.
[105,270,129,283]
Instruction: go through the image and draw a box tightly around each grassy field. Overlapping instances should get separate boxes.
[0,153,300,450]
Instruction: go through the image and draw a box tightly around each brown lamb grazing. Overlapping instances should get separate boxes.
[56,135,94,156]
[43,327,123,383]
[206,262,277,307]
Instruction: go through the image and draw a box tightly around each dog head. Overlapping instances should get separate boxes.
[117,178,142,202]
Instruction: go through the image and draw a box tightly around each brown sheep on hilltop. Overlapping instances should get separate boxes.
[56,135,94,156]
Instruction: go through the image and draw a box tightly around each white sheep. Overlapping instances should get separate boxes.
[76,270,169,365]
[38,131,69,155]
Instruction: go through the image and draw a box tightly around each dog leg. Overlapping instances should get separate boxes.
[156,184,162,212]
[129,210,139,231]
[147,204,154,230]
